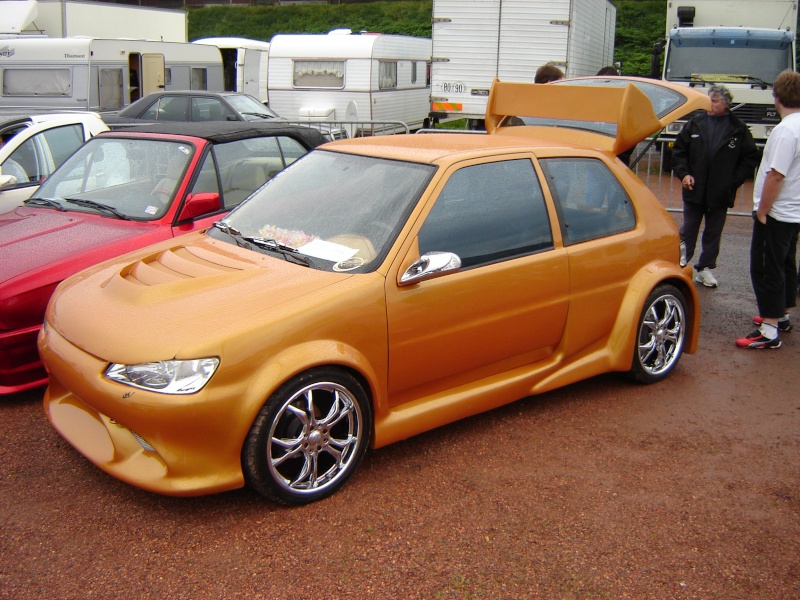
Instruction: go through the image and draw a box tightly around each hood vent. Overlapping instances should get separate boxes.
[121,245,251,286]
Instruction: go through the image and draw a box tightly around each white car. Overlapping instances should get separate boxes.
[0,113,108,214]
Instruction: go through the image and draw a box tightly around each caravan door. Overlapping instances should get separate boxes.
[142,54,166,95]
[242,49,261,98]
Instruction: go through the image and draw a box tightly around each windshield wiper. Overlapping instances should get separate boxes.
[241,112,274,120]
[244,236,311,267]
[64,198,130,220]
[23,197,67,211]
[213,221,250,249]
[745,76,772,89]
[244,236,311,266]
[213,223,311,267]
[669,75,714,86]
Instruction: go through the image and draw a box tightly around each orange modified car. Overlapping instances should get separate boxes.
[40,77,710,504]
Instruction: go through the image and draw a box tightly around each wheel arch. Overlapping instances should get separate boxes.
[235,340,382,450]
[607,264,699,372]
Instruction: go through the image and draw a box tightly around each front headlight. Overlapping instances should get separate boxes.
[105,358,220,395]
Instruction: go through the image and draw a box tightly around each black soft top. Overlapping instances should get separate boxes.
[104,121,328,149]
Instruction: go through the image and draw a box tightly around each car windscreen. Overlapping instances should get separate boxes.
[31,137,195,220]
[210,149,436,272]
[226,94,280,120]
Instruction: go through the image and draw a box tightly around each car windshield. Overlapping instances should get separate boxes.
[227,94,280,120]
[30,136,195,220]
[210,149,436,272]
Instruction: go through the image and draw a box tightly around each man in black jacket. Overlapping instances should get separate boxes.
[672,85,759,287]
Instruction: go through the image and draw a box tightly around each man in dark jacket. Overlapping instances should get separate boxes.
[672,84,759,287]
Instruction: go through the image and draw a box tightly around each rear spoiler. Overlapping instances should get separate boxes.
[484,78,709,155]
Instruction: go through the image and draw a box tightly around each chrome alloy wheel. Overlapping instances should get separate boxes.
[637,291,686,378]
[267,381,364,497]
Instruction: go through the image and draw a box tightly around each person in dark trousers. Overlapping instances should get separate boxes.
[671,84,759,288]
[736,70,800,349]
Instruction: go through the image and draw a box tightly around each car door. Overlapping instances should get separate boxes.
[386,156,570,406]
[539,155,641,353]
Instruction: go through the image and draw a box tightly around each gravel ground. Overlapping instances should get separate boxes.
[2,215,799,599]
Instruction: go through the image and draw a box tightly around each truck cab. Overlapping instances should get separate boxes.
[658,1,796,156]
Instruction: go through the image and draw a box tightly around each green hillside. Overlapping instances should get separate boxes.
[188,1,666,77]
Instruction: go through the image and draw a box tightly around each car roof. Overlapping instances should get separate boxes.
[0,112,101,129]
[100,121,328,148]
[136,91,255,100]
[322,131,568,164]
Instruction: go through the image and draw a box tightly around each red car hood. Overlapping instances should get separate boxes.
[0,207,160,284]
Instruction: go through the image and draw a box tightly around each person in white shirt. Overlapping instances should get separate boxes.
[736,70,800,349]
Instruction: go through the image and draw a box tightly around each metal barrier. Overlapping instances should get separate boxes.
[280,120,411,140]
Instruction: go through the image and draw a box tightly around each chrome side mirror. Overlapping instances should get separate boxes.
[399,251,461,285]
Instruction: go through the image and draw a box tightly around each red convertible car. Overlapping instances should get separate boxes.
[0,121,327,394]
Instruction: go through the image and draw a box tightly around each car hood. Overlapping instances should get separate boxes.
[0,207,157,284]
[49,235,354,364]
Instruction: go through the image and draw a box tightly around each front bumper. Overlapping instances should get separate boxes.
[39,323,247,496]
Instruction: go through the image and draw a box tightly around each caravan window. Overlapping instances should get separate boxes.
[411,62,417,84]
[99,69,123,111]
[191,68,208,91]
[2,68,71,96]
[293,61,345,89]
[379,62,397,90]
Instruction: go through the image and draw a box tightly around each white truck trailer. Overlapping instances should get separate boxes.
[266,30,432,132]
[660,0,797,146]
[193,37,270,103]
[0,0,187,42]
[429,0,617,129]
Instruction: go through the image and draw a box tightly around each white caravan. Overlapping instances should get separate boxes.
[266,30,432,132]
[193,37,270,103]
[0,37,224,113]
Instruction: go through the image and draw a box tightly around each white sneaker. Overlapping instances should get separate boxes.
[694,267,718,288]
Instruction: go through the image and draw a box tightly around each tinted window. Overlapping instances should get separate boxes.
[155,96,190,121]
[40,124,85,167]
[418,159,553,269]
[539,158,636,245]
[191,97,235,122]
[215,137,285,209]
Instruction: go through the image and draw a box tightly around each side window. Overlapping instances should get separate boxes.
[293,61,345,89]
[5,138,37,185]
[539,158,636,245]
[39,124,85,169]
[188,152,220,197]
[99,68,123,111]
[277,137,308,166]
[214,137,282,209]
[156,96,190,121]
[191,68,208,91]
[418,159,553,269]
[379,62,398,89]
[191,97,235,122]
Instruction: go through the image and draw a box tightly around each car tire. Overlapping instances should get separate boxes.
[242,367,372,505]
[628,284,687,384]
